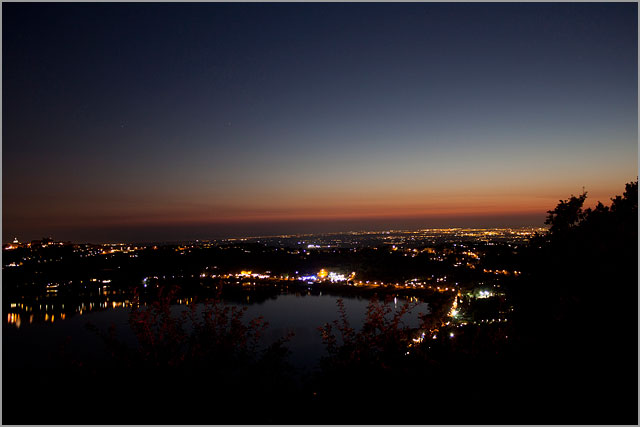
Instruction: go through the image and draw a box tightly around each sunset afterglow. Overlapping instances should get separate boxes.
[3,3,637,242]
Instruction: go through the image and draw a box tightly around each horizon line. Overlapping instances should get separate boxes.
[4,224,549,246]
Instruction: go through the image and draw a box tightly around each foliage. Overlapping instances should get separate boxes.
[89,286,293,372]
[544,190,588,234]
[543,180,637,244]
[509,180,638,424]
[318,295,422,370]
[81,286,299,423]
[521,181,637,323]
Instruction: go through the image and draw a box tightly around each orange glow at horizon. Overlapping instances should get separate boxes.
[4,170,635,242]
[5,183,632,230]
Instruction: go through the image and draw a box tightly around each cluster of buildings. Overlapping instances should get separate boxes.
[207,269,354,284]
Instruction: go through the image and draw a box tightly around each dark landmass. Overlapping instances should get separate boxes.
[2,183,637,425]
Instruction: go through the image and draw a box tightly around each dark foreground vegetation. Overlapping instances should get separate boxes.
[507,180,638,424]
[3,182,637,424]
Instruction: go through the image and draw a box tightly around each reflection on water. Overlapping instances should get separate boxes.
[5,290,421,328]
[5,299,135,327]
[7,312,22,328]
[4,295,199,327]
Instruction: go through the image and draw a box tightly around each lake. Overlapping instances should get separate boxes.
[4,291,430,372]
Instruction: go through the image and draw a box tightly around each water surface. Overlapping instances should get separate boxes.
[4,292,429,371]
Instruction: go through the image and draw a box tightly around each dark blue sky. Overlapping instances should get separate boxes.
[3,3,637,243]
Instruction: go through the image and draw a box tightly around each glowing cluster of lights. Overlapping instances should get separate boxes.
[327,272,347,282]
[477,290,493,298]
[238,271,270,279]
[412,332,426,344]
[7,313,21,328]
[483,268,520,276]
[299,269,351,283]
[448,292,460,317]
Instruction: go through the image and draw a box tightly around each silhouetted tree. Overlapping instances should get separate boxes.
[83,286,296,424]
[544,190,588,235]
[510,180,638,424]
[318,295,420,370]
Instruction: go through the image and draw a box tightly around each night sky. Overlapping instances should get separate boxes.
[3,3,637,243]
